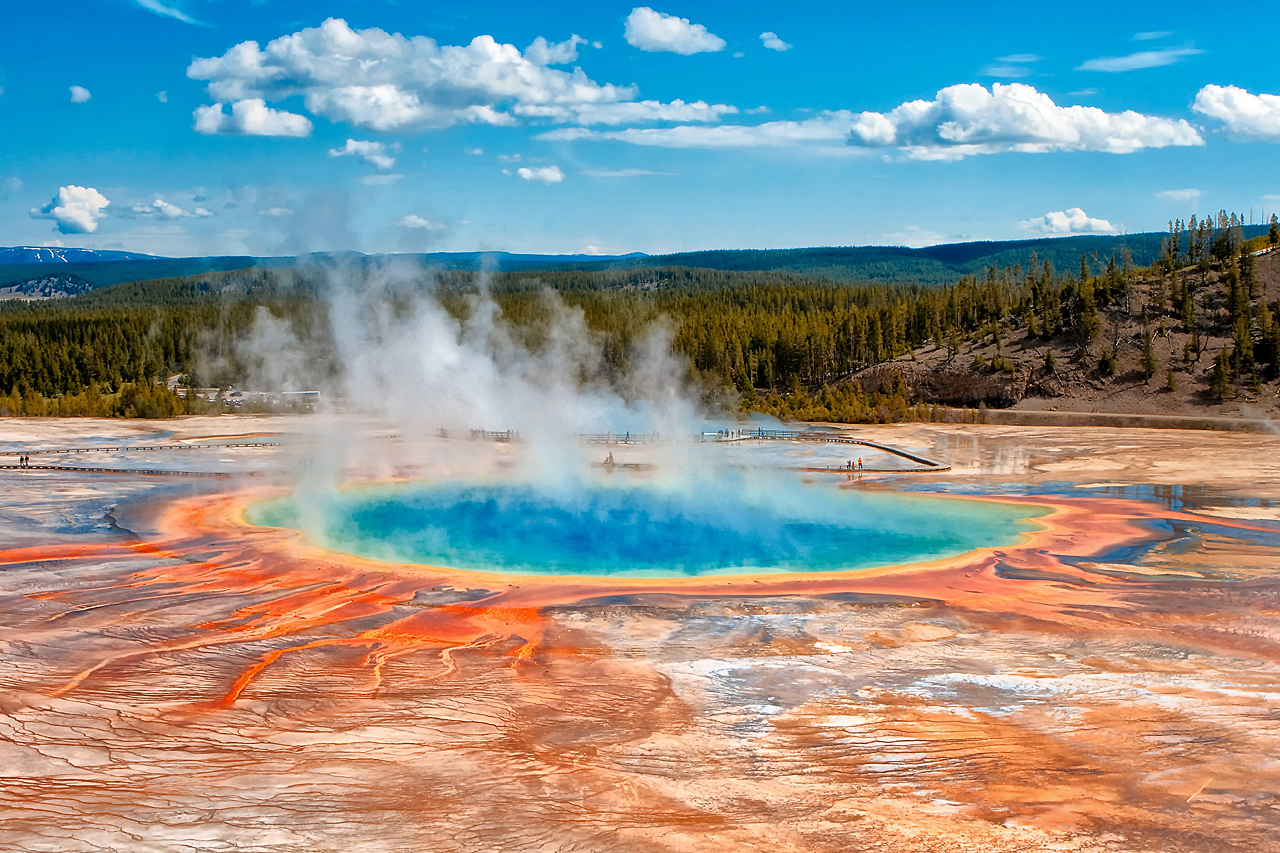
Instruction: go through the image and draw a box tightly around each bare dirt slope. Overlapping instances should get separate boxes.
[853,250,1280,419]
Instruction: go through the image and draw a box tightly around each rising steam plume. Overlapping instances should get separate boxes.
[231,258,718,492]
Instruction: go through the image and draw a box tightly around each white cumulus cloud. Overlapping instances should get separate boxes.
[397,214,446,230]
[1192,85,1280,141]
[558,83,1204,159]
[760,32,792,52]
[846,82,1203,158]
[1020,208,1116,234]
[524,34,586,65]
[1077,47,1202,73]
[1156,188,1202,202]
[193,99,312,136]
[553,84,1202,159]
[516,165,564,184]
[30,185,110,234]
[126,198,213,219]
[624,7,725,55]
[329,139,397,170]
[69,86,91,103]
[187,18,642,134]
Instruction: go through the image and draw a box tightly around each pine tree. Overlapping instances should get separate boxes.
[1211,351,1231,400]
[1271,318,1280,380]
[1099,351,1116,376]
[1241,250,1257,301]
[1233,313,1254,377]
[1227,259,1243,320]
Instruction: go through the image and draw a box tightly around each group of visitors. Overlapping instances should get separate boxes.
[845,458,864,470]
[16,454,32,468]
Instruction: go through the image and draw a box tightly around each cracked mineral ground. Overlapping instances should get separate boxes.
[2,417,1279,853]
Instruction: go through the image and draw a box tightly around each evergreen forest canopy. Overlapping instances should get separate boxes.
[1,211,1277,422]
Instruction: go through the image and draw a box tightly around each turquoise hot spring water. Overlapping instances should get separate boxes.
[247,473,1046,579]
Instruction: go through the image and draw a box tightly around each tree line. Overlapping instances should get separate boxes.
[1,210,1276,420]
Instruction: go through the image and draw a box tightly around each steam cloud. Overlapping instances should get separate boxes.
[233,260,714,495]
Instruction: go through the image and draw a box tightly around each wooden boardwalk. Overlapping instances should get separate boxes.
[1,441,281,477]
[0,464,235,477]
[8,442,282,457]
[2,429,949,476]
[698,429,950,472]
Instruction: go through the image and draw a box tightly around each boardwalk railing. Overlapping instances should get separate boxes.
[579,432,658,445]
[470,429,519,442]
[3,427,949,475]
[696,428,949,471]
[0,464,236,477]
[6,442,282,457]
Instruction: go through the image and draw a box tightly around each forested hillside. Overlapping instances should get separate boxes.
[538,222,1272,284]
[2,212,1277,422]
[4,222,1271,296]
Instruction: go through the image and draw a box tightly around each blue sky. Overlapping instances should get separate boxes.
[2,0,1278,257]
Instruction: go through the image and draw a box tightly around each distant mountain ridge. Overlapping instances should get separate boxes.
[0,247,642,268]
[0,250,652,298]
[2,229,1269,295]
[0,246,158,264]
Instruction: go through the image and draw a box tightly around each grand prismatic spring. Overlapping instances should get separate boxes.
[2,416,1280,853]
